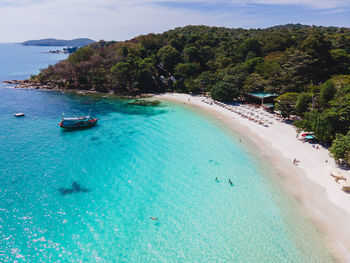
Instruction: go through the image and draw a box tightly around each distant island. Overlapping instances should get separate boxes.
[22,38,95,47]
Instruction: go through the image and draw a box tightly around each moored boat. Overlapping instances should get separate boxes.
[59,115,98,129]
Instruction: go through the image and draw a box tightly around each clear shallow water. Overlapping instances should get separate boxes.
[0,43,68,85]
[0,88,334,262]
[0,44,333,262]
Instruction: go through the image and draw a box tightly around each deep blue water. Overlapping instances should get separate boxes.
[0,44,333,262]
[0,43,68,85]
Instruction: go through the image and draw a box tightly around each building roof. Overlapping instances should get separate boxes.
[247,92,278,99]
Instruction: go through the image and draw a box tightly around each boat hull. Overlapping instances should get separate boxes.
[59,119,98,129]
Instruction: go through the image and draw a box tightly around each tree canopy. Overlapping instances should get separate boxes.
[34,25,350,162]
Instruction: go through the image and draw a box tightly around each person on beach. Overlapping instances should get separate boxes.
[229,179,233,186]
[293,158,300,165]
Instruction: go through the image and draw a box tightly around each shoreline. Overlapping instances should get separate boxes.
[155,92,350,262]
[0,83,155,99]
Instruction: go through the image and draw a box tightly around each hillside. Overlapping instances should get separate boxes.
[22,38,95,47]
[35,25,350,95]
[32,24,350,162]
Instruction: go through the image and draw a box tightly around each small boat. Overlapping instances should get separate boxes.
[59,114,98,129]
[14,113,25,117]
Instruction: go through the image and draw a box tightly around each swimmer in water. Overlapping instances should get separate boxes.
[229,179,233,186]
[150,217,158,220]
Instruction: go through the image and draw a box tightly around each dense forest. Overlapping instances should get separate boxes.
[34,24,350,163]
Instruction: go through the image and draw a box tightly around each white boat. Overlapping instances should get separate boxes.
[59,115,98,129]
[14,113,25,117]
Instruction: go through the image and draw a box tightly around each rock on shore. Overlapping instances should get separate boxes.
[2,79,60,90]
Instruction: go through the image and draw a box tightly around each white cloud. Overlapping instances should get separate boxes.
[0,0,349,42]
[150,0,349,10]
[247,0,348,9]
[0,0,262,42]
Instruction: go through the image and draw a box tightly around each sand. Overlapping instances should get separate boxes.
[155,93,350,262]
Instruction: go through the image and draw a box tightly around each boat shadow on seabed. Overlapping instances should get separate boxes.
[58,181,90,195]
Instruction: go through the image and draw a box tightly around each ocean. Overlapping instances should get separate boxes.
[0,43,68,86]
[0,43,334,262]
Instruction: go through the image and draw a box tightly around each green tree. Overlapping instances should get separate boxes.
[333,35,350,52]
[134,58,157,92]
[319,80,336,106]
[330,49,350,74]
[68,47,94,64]
[197,71,219,91]
[300,32,332,82]
[260,30,293,54]
[184,77,201,93]
[295,92,312,116]
[311,112,335,143]
[255,52,283,79]
[140,34,159,51]
[210,81,239,101]
[295,111,335,143]
[275,92,299,118]
[122,46,128,57]
[89,67,107,92]
[183,45,201,63]
[169,38,185,52]
[157,45,180,71]
[328,90,350,135]
[238,38,261,59]
[110,62,133,90]
[330,131,350,164]
[174,63,200,79]
[280,49,316,92]
[243,73,267,93]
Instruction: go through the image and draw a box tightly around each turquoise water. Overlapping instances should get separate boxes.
[0,89,333,262]
[0,44,333,262]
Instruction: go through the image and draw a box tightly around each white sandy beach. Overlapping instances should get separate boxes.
[155,93,350,262]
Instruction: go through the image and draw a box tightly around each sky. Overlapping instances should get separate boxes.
[0,0,349,42]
